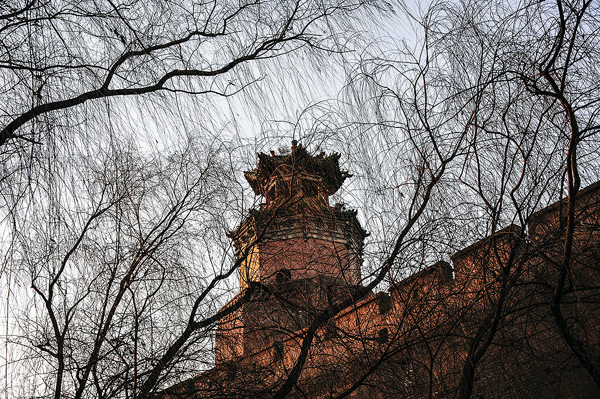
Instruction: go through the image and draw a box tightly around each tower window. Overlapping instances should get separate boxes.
[273,340,284,361]
[377,328,389,344]
[275,268,291,283]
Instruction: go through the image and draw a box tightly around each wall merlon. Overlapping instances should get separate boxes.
[389,260,453,302]
[529,181,600,240]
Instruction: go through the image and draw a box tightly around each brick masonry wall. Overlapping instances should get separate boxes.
[166,183,600,398]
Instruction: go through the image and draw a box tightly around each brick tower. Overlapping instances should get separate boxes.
[215,141,368,363]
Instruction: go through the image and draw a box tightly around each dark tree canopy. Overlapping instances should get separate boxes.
[1,0,600,399]
[0,0,370,148]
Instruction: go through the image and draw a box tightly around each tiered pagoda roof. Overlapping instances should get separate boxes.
[243,140,351,198]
